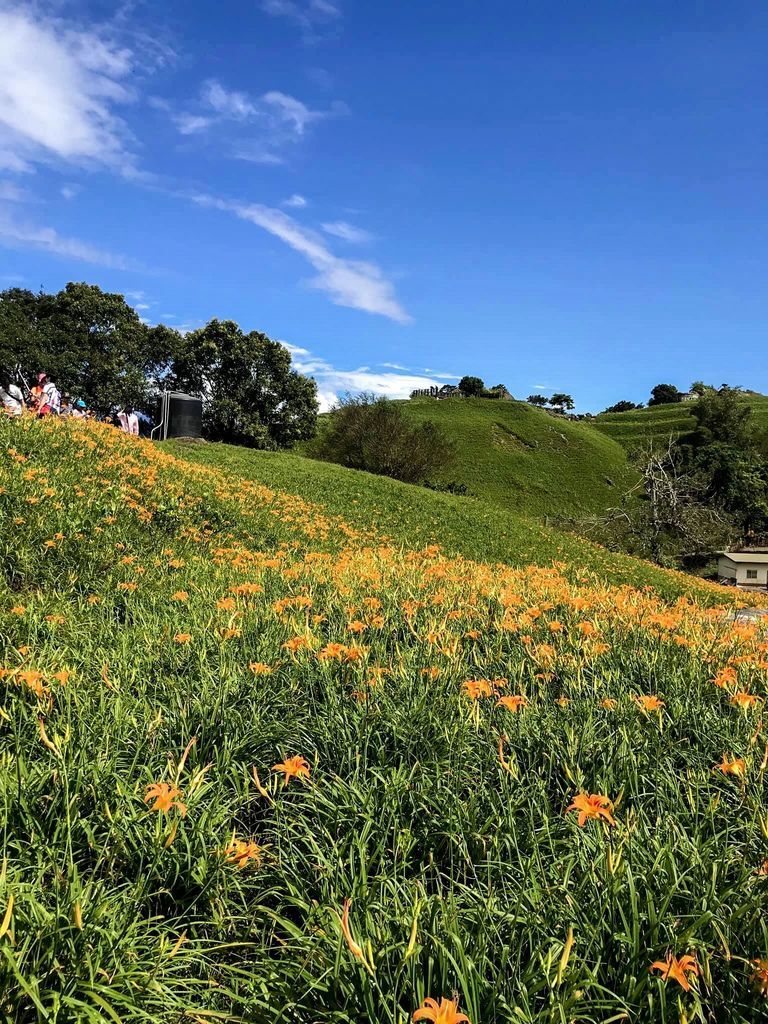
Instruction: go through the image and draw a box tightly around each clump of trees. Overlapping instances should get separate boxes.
[526,393,575,413]
[577,386,768,565]
[0,283,318,449]
[310,394,455,485]
[456,376,513,399]
[603,400,644,414]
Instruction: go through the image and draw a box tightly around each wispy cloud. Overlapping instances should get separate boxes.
[322,220,374,244]
[167,78,344,163]
[0,5,137,173]
[191,193,410,323]
[0,210,141,270]
[284,342,447,411]
[0,181,27,202]
[259,0,342,41]
[283,193,308,208]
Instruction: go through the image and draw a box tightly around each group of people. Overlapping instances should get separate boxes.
[0,371,140,435]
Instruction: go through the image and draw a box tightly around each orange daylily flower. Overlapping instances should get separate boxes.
[751,959,768,998]
[633,695,664,713]
[731,691,761,709]
[171,591,189,602]
[272,755,311,783]
[412,997,469,1024]
[174,632,192,644]
[566,792,616,827]
[249,662,273,675]
[713,666,738,689]
[144,782,187,816]
[463,679,493,700]
[715,755,746,778]
[497,695,528,712]
[224,838,263,870]
[649,953,699,992]
[600,698,617,710]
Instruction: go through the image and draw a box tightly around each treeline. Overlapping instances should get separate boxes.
[0,283,318,448]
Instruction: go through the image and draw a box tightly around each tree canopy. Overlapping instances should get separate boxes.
[0,282,318,449]
[648,383,681,406]
[458,375,485,397]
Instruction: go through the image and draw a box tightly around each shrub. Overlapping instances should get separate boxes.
[310,393,455,484]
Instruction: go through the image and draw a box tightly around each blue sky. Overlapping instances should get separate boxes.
[0,0,766,411]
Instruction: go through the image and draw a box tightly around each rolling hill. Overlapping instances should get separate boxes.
[307,396,638,519]
[594,393,768,450]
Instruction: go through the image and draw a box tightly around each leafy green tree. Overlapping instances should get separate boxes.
[648,383,680,406]
[527,394,549,407]
[167,319,317,448]
[310,393,454,484]
[0,283,166,412]
[603,400,643,413]
[458,375,485,397]
[550,393,575,413]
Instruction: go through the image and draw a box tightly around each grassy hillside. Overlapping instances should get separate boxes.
[394,397,637,517]
[4,416,768,1023]
[169,438,750,605]
[594,394,768,450]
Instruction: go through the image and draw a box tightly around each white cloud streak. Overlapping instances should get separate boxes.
[191,193,410,323]
[284,342,447,411]
[283,193,308,208]
[0,5,136,172]
[259,0,341,39]
[0,210,140,270]
[322,220,374,244]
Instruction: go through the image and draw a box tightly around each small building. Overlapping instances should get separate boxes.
[678,392,698,402]
[717,551,768,590]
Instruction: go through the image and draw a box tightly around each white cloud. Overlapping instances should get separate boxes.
[261,91,325,135]
[191,193,410,323]
[201,80,256,119]
[60,184,81,200]
[283,193,307,208]
[0,6,136,172]
[322,220,374,244]
[0,210,140,270]
[283,342,445,411]
[168,80,340,162]
[0,181,27,201]
[259,0,342,39]
[174,113,213,135]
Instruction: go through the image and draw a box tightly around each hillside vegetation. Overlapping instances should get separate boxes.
[171,438,741,603]
[595,394,768,450]
[393,397,637,517]
[4,416,768,1023]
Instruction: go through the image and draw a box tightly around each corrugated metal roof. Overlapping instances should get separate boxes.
[718,552,768,564]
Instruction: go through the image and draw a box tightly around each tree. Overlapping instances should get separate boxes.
[167,319,318,448]
[527,394,549,407]
[603,400,643,414]
[458,375,485,397]
[0,283,167,413]
[648,384,680,406]
[311,394,454,484]
[550,393,575,413]
[487,384,512,399]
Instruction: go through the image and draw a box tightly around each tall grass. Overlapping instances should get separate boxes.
[1,416,768,1022]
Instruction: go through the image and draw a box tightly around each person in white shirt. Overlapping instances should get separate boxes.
[41,378,61,415]
[117,408,140,435]
[0,382,25,416]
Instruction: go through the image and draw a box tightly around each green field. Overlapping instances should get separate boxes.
[594,394,768,450]
[3,416,768,1024]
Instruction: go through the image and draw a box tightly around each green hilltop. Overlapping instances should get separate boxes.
[594,393,768,450]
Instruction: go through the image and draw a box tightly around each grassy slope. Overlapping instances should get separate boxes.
[5,417,768,1023]
[396,397,637,516]
[594,394,768,450]
[167,439,760,606]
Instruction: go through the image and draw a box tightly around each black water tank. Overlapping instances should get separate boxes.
[155,392,203,439]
